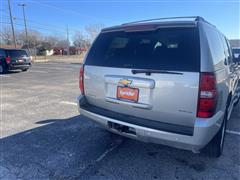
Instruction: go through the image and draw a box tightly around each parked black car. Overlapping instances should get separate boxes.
[232,47,240,65]
[0,48,32,74]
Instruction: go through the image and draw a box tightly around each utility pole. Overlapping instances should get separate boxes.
[7,0,17,48]
[18,4,29,51]
[67,25,69,55]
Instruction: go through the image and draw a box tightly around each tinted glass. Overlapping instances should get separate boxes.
[7,50,28,58]
[204,27,225,65]
[233,49,240,54]
[225,38,232,56]
[0,49,6,58]
[219,35,232,64]
[221,36,230,58]
[233,49,240,60]
[85,28,200,72]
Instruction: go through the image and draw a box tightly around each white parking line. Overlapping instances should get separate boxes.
[29,70,48,73]
[96,142,122,162]
[34,66,71,70]
[59,101,240,136]
[226,130,240,136]
[0,75,11,77]
[60,101,77,106]
[79,140,122,173]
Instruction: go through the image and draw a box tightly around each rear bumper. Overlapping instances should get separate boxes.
[77,95,224,152]
[8,63,31,70]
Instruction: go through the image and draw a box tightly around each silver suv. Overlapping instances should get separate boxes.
[77,16,240,157]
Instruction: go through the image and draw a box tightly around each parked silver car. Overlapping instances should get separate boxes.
[77,16,240,157]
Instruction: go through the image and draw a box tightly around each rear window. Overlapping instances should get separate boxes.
[233,49,240,54]
[233,49,240,59]
[85,27,200,72]
[7,50,28,58]
[0,49,6,58]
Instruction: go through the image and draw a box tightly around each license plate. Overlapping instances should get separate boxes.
[117,86,139,102]
[18,59,24,62]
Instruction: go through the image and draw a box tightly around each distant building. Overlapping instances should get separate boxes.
[0,44,22,49]
[53,46,87,55]
[45,49,54,56]
[229,39,240,47]
[53,47,66,55]
[69,46,87,55]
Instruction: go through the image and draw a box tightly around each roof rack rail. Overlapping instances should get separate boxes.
[122,16,214,27]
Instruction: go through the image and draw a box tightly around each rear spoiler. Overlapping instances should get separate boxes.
[101,21,198,33]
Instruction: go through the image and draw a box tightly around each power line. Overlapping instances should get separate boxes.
[0,17,10,20]
[0,9,8,12]
[0,19,80,35]
[0,21,65,33]
[0,21,11,24]
[17,0,240,2]
[1,5,84,35]
[2,15,80,33]
[2,1,83,34]
[2,2,94,34]
[0,21,66,34]
[14,18,67,30]
[25,0,104,22]
[1,15,68,33]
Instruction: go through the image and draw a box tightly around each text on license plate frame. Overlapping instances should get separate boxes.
[117,86,139,102]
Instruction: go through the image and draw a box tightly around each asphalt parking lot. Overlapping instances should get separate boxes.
[0,62,240,180]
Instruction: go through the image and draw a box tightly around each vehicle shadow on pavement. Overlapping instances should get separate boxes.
[0,115,122,179]
[0,70,21,75]
[1,115,239,179]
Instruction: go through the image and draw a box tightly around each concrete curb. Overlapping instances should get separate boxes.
[32,60,83,64]
[32,59,50,63]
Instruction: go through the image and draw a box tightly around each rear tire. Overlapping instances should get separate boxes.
[22,69,28,72]
[0,64,3,74]
[234,95,240,106]
[235,98,239,106]
[0,63,7,74]
[207,106,228,158]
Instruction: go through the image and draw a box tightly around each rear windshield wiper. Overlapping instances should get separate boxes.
[131,69,183,76]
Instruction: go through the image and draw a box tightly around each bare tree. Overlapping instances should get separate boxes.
[55,39,69,48]
[18,29,43,48]
[0,26,13,45]
[73,31,84,47]
[44,36,59,47]
[72,31,90,49]
[85,23,104,42]
[0,25,67,51]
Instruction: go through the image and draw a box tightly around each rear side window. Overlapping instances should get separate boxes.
[232,49,240,58]
[233,49,240,54]
[7,50,28,58]
[204,27,225,65]
[0,49,6,58]
[85,28,200,72]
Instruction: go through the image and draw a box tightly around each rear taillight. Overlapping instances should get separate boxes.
[197,72,217,118]
[5,57,11,64]
[79,66,84,95]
